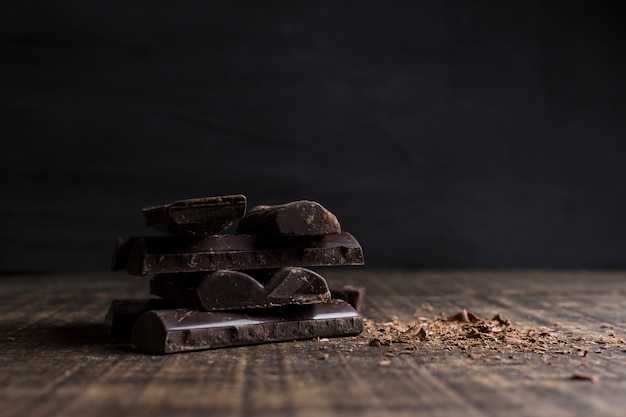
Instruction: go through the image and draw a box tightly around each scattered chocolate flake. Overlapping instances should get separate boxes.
[492,314,511,326]
[447,309,481,323]
[368,339,383,347]
[596,336,624,344]
[504,336,522,345]
[363,309,612,360]
[570,372,599,383]
[416,327,427,341]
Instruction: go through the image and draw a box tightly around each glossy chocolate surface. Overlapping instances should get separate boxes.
[150,267,330,311]
[130,299,363,354]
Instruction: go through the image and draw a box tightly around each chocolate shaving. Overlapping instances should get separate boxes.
[364,309,622,363]
[570,372,600,383]
[447,309,482,323]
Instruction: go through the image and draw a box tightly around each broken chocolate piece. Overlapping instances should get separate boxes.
[104,298,182,337]
[104,286,361,337]
[446,309,482,323]
[142,195,247,237]
[110,237,139,270]
[326,281,365,311]
[237,200,341,236]
[150,267,331,311]
[114,232,364,276]
[131,299,363,354]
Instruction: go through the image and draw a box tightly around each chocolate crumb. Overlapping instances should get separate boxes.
[363,308,599,360]
[505,336,523,345]
[596,336,623,344]
[416,327,427,341]
[570,372,599,383]
[447,309,481,323]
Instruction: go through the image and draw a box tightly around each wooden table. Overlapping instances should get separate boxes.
[2,271,626,417]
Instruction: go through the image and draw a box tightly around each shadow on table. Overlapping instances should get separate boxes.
[2,321,135,353]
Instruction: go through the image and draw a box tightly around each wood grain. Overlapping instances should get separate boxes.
[1,271,626,417]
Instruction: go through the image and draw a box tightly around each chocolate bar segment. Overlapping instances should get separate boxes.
[150,268,331,311]
[110,237,139,270]
[104,283,363,337]
[327,282,366,312]
[237,200,341,236]
[115,232,364,276]
[104,298,182,337]
[130,300,363,354]
[142,195,247,237]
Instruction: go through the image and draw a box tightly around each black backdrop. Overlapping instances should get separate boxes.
[2,1,625,272]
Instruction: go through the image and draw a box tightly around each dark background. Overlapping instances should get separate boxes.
[2,1,625,273]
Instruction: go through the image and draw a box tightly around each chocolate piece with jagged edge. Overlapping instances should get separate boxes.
[130,299,363,354]
[142,194,247,237]
[104,298,182,337]
[150,267,330,311]
[326,282,366,312]
[237,200,341,237]
[103,279,363,337]
[110,237,139,270]
[113,232,364,276]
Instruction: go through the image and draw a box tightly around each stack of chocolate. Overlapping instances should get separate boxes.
[106,194,365,354]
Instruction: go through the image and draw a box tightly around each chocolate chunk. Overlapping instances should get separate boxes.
[110,237,139,270]
[130,300,363,354]
[237,200,341,236]
[104,298,182,337]
[142,195,247,237]
[113,232,364,276]
[105,290,355,337]
[327,281,366,311]
[150,267,331,311]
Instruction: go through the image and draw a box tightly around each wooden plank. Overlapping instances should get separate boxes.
[1,271,626,417]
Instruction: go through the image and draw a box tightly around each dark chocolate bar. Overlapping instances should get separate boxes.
[327,282,366,312]
[130,300,363,354]
[113,232,364,276]
[104,298,182,337]
[104,279,364,337]
[150,267,330,311]
[237,200,341,236]
[110,237,139,270]
[142,195,247,237]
